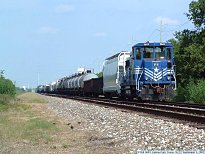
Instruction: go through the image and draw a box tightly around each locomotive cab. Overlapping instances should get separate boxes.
[122,42,176,101]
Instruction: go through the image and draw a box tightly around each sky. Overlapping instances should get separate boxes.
[0,0,194,88]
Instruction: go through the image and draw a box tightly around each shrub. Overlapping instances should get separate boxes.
[0,77,16,96]
[187,79,205,104]
[175,84,187,102]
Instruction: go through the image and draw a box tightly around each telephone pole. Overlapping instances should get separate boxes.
[160,20,163,42]
[37,72,40,86]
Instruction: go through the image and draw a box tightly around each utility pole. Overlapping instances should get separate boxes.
[37,72,40,86]
[129,36,136,46]
[131,36,134,45]
[0,70,5,78]
[160,20,163,42]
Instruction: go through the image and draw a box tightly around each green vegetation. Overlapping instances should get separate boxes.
[0,112,56,145]
[0,97,25,112]
[18,92,47,104]
[186,80,205,103]
[27,118,55,130]
[170,0,205,103]
[0,70,16,109]
[0,93,57,151]
[96,71,103,78]
[174,84,187,102]
[62,143,69,148]
[0,77,16,96]
[0,93,97,153]
[175,80,205,103]
[0,70,57,148]
[16,87,26,94]
[22,118,57,142]
[0,94,13,105]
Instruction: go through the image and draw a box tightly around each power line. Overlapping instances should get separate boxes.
[147,29,158,41]
[160,20,163,42]
[146,20,191,42]
[163,21,190,32]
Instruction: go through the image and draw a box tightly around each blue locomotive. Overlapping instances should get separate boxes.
[121,42,176,100]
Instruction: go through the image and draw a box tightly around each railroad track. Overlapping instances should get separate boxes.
[44,93,205,129]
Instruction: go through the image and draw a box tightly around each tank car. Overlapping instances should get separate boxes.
[55,69,98,95]
[36,85,44,93]
[49,81,57,93]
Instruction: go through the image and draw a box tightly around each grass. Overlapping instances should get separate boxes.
[0,101,30,112]
[62,143,69,148]
[0,92,95,153]
[21,117,57,142]
[0,92,122,153]
[17,92,47,104]
[0,93,58,152]
[27,118,55,129]
[0,94,14,104]
[0,115,55,142]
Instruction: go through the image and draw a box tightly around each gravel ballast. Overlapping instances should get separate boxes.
[47,96,205,153]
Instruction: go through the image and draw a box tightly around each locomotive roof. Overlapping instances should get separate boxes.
[133,42,173,48]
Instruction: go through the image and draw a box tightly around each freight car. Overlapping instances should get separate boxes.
[36,85,44,93]
[38,68,99,96]
[83,77,103,96]
[103,51,130,98]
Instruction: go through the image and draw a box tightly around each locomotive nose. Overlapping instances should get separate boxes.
[144,60,169,82]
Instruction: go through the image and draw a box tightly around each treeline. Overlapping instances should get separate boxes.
[0,71,16,104]
[170,0,205,103]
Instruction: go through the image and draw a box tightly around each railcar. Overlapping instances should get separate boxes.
[53,69,98,95]
[102,51,130,97]
[121,42,176,101]
[83,77,103,96]
[36,85,44,93]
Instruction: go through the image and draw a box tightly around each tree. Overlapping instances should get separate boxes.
[0,70,5,78]
[96,72,103,78]
[0,70,16,96]
[186,0,205,30]
[171,0,205,85]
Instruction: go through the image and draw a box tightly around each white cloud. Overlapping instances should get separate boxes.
[94,32,108,37]
[55,4,75,13]
[38,26,58,34]
[154,16,179,25]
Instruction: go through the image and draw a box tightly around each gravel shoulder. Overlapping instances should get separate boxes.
[47,96,205,153]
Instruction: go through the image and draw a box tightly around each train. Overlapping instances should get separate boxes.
[37,42,176,101]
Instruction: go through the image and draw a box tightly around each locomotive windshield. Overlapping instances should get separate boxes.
[142,47,154,59]
[155,47,165,59]
[134,45,173,60]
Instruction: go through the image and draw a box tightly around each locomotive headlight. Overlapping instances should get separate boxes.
[145,76,148,81]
